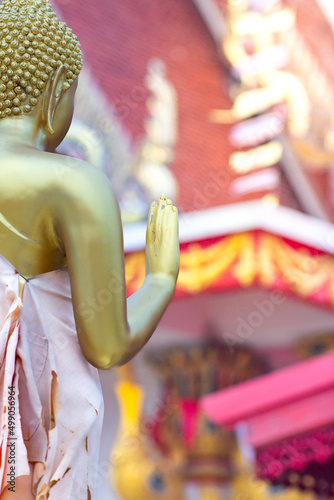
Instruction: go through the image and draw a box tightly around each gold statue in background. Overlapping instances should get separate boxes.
[112,365,184,500]
[0,1,180,499]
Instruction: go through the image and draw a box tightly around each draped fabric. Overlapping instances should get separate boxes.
[0,255,104,500]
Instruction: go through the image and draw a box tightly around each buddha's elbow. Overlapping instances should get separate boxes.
[91,349,129,370]
[81,335,131,370]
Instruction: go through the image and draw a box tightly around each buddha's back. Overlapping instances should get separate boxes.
[0,2,180,499]
[0,146,77,278]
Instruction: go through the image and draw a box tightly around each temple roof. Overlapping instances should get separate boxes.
[55,0,304,213]
[56,0,334,224]
[200,0,334,222]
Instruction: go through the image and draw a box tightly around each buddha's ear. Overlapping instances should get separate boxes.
[42,65,67,135]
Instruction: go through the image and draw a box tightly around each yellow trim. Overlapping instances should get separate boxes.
[125,232,334,305]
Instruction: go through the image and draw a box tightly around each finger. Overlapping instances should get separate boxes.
[162,203,178,245]
[162,204,172,243]
[156,194,167,241]
[168,206,179,240]
[146,201,157,244]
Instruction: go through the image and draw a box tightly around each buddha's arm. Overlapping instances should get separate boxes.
[54,164,179,369]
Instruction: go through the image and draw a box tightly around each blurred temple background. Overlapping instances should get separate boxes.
[53,0,334,499]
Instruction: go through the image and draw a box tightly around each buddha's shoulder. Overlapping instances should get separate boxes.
[34,152,112,196]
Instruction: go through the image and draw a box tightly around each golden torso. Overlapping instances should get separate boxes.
[0,1,180,496]
[0,145,67,279]
[0,0,179,373]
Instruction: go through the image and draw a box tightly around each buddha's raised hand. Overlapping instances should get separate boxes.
[146,194,180,284]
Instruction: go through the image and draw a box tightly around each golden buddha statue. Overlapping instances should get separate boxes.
[0,1,180,499]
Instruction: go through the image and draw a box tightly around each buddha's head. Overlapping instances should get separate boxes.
[0,0,83,149]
